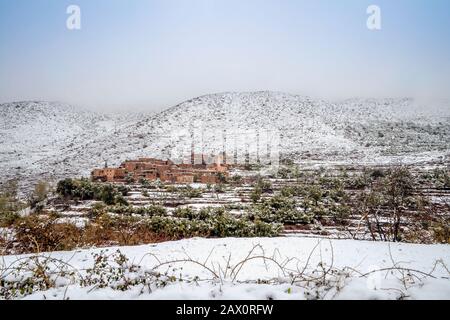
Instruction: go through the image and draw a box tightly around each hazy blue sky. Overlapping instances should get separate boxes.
[0,0,449,111]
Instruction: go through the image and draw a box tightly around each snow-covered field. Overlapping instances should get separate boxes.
[2,237,449,300]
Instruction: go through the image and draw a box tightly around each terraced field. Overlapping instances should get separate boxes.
[41,165,450,244]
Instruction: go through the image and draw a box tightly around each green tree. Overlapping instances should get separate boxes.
[250,186,262,203]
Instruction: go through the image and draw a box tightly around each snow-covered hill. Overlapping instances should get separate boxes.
[1,92,449,192]
[56,92,449,172]
[0,101,142,191]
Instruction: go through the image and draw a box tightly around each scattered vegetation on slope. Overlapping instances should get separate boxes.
[1,165,449,256]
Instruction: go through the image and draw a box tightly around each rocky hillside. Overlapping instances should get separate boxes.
[0,101,141,191]
[63,91,449,169]
[1,92,449,192]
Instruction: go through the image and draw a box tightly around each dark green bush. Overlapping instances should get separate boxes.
[56,178,129,206]
[214,184,226,193]
[250,186,262,203]
[370,169,386,179]
[171,207,281,237]
[0,180,25,227]
[164,185,203,198]
[231,175,243,184]
[56,178,76,198]
[173,207,212,220]
[250,195,312,225]
[280,184,310,198]
[109,205,167,217]
[256,179,273,193]
[0,212,20,227]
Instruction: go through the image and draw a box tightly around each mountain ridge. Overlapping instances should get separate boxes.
[1,91,449,193]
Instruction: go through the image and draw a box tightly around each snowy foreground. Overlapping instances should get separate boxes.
[1,237,449,300]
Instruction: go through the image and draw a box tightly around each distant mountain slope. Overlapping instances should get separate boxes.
[62,92,448,170]
[1,92,449,192]
[0,101,141,191]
